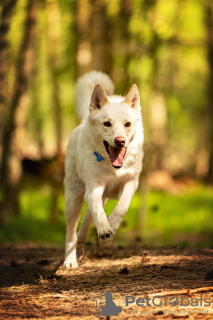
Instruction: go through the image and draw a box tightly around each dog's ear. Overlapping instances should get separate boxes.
[90,84,109,112]
[124,84,140,110]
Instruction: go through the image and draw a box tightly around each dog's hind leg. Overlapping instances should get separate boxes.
[77,209,93,243]
[63,183,84,269]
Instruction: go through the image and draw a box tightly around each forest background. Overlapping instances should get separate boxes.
[0,0,213,247]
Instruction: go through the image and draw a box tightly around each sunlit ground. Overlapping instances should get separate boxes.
[1,184,213,247]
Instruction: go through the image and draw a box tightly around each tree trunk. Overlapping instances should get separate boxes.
[205,1,213,183]
[120,0,132,91]
[0,0,17,151]
[91,0,110,73]
[0,0,38,221]
[46,0,62,155]
[76,0,91,76]
[149,34,168,170]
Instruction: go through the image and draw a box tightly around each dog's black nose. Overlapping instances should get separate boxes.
[114,136,126,147]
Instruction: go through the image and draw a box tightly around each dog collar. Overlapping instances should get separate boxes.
[94,151,104,162]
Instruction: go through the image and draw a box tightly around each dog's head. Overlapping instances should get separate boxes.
[89,84,142,169]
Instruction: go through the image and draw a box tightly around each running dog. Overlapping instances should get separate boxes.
[64,71,144,268]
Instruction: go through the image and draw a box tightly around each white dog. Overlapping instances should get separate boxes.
[64,71,144,268]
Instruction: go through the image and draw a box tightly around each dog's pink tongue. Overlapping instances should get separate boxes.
[109,147,126,167]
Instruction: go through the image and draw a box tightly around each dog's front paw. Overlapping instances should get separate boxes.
[63,259,78,269]
[98,227,114,245]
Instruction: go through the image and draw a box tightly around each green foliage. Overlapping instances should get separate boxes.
[146,186,213,244]
[3,0,210,162]
[0,186,65,243]
[1,0,213,243]
[1,184,213,247]
[118,184,213,247]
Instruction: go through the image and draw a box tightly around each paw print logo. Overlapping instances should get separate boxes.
[169,296,179,306]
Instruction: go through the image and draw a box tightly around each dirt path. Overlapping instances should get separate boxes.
[0,244,213,319]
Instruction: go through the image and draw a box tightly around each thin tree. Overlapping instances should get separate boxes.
[0,0,17,149]
[46,0,62,156]
[205,0,213,183]
[0,0,38,221]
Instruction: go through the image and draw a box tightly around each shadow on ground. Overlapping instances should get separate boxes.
[0,244,213,319]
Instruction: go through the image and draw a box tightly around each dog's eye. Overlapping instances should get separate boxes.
[103,121,111,127]
[125,122,131,127]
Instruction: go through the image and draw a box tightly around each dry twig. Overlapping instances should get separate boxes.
[149,286,213,297]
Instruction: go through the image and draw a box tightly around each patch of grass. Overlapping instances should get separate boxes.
[0,186,65,244]
[119,183,213,246]
[147,186,213,234]
[0,183,213,246]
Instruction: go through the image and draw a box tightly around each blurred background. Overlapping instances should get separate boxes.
[0,0,213,247]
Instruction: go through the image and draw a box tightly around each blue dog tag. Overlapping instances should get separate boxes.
[94,152,104,162]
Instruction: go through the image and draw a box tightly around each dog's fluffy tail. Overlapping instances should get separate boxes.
[75,71,114,123]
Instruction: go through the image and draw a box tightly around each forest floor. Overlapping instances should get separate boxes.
[0,243,213,320]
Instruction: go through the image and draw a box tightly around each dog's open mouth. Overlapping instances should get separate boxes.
[103,141,127,168]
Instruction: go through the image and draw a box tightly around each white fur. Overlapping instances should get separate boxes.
[75,71,114,123]
[64,71,144,268]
